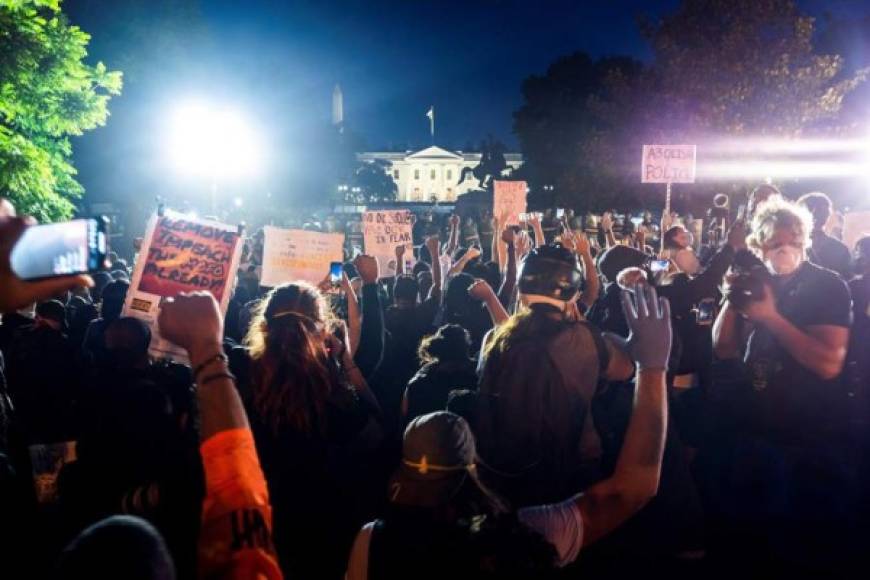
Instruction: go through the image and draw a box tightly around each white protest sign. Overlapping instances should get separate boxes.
[122,210,243,362]
[842,211,870,252]
[493,180,528,225]
[261,227,345,287]
[642,144,697,184]
[363,210,413,276]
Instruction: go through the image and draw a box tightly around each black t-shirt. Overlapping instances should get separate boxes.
[808,230,851,280]
[742,261,852,443]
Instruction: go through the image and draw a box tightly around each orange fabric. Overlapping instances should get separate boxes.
[198,428,282,579]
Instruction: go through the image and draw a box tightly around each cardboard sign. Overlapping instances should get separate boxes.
[642,144,697,183]
[261,227,345,287]
[842,211,870,252]
[123,211,243,361]
[493,180,528,225]
[363,210,413,276]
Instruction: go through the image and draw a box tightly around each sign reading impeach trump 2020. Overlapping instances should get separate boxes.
[261,227,345,287]
[123,211,243,361]
[642,144,697,184]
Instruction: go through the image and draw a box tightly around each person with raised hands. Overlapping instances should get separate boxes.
[345,285,670,579]
[157,292,282,579]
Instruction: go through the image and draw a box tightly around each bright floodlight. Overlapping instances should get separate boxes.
[168,102,262,179]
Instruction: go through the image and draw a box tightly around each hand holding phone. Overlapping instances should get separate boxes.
[0,215,95,313]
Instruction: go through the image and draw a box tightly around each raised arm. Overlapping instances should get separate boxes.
[497,226,518,308]
[447,214,461,256]
[158,293,282,578]
[469,279,509,326]
[353,255,385,379]
[600,212,617,249]
[577,285,670,547]
[528,212,546,248]
[341,271,362,357]
[425,235,443,303]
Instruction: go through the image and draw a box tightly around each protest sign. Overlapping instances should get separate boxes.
[642,145,697,184]
[30,441,76,505]
[842,211,870,252]
[261,227,345,287]
[122,210,243,361]
[493,180,528,225]
[363,210,413,275]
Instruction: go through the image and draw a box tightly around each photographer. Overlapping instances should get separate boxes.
[709,198,854,573]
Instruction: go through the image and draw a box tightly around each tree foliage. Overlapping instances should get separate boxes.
[514,0,866,211]
[0,0,122,221]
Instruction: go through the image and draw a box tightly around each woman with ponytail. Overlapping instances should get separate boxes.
[243,281,384,580]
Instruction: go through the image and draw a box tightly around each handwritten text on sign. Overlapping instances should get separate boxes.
[641,144,697,184]
[363,210,413,275]
[493,180,528,225]
[138,215,239,302]
[261,227,344,287]
[122,211,243,362]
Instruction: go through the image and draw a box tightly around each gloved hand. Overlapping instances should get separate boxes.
[620,284,672,371]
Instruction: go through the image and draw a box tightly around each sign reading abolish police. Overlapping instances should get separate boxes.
[123,210,243,361]
[641,144,697,184]
[261,227,345,287]
[363,209,413,276]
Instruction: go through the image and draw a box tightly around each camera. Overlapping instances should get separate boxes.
[723,263,771,311]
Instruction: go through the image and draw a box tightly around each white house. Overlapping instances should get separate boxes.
[357,146,523,203]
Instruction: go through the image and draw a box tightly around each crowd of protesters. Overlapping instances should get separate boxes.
[0,183,868,579]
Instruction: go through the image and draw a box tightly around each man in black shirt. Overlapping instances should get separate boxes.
[711,198,854,573]
[798,191,851,279]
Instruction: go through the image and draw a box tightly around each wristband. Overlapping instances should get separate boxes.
[199,371,236,387]
[193,353,228,379]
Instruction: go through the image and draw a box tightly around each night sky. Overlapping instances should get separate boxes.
[63,0,870,202]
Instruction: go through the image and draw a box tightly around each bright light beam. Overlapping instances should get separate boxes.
[168,101,263,179]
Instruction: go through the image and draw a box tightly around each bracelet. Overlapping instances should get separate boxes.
[199,371,236,387]
[193,353,228,379]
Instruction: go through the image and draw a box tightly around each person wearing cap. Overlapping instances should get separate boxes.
[474,244,636,507]
[347,285,671,579]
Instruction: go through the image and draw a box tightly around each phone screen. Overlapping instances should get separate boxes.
[697,299,716,324]
[11,218,107,280]
[329,261,343,285]
[556,209,565,219]
[649,259,670,273]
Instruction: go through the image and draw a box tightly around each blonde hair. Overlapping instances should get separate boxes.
[746,197,813,254]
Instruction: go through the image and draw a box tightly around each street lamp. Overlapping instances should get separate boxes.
[168,101,262,215]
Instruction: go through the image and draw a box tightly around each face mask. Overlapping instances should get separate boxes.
[764,246,802,276]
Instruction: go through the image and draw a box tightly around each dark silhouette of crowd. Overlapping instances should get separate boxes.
[0,186,868,579]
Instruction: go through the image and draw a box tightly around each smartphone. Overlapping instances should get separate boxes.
[696,299,716,325]
[329,261,343,286]
[736,203,747,223]
[556,208,565,219]
[11,217,108,281]
[649,259,670,273]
